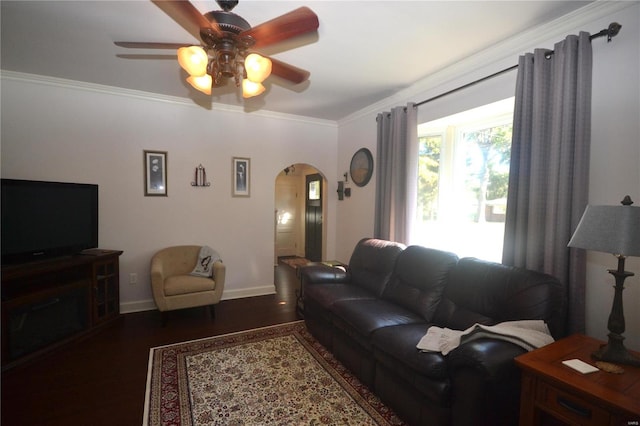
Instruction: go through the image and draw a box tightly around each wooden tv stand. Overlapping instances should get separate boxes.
[1,250,123,370]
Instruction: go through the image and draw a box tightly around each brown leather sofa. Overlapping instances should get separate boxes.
[301,238,566,426]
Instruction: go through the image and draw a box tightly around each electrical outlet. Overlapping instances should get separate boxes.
[129,273,137,285]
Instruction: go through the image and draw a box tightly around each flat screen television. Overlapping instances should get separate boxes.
[1,179,98,264]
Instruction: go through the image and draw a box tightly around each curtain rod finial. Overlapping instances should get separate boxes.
[607,22,622,42]
[590,22,622,42]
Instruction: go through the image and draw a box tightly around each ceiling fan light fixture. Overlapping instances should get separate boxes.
[244,53,272,83]
[187,74,212,95]
[118,2,319,102]
[242,79,265,98]
[177,46,208,76]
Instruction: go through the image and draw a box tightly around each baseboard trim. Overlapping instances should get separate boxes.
[222,285,276,300]
[119,285,277,314]
[120,299,156,314]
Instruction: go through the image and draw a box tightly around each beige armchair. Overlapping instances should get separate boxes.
[150,245,225,324]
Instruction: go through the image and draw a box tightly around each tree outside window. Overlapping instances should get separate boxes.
[417,135,441,221]
[463,124,511,223]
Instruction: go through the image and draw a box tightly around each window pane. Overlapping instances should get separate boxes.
[418,135,441,221]
[413,98,513,262]
[308,180,320,200]
[462,124,511,223]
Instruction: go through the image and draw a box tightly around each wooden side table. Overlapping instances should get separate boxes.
[515,334,640,426]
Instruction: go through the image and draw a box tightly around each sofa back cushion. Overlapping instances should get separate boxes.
[152,245,202,277]
[382,246,459,321]
[433,257,567,338]
[348,238,406,296]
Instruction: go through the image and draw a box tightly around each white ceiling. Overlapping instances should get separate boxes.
[1,1,591,121]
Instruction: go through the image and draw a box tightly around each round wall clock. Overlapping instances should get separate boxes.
[350,148,374,187]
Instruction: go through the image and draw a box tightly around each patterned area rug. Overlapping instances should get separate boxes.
[144,321,404,426]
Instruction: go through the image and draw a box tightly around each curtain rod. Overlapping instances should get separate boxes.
[413,22,622,109]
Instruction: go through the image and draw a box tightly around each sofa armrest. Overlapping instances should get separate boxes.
[447,339,527,426]
[213,261,225,285]
[299,264,350,284]
[150,254,167,311]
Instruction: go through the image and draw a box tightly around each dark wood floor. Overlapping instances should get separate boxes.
[1,261,302,426]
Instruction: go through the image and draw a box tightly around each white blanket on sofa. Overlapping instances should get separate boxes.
[416,320,554,355]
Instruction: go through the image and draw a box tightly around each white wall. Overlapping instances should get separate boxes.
[587,2,640,352]
[335,2,640,350]
[1,77,338,312]
[334,116,378,258]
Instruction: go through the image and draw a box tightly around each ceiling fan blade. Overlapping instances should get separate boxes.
[114,41,190,50]
[242,7,319,49]
[267,56,310,84]
[151,0,222,41]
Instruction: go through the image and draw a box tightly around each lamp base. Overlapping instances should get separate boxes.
[590,255,640,367]
[592,333,640,367]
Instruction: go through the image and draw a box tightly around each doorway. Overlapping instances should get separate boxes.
[305,173,322,262]
[274,164,327,262]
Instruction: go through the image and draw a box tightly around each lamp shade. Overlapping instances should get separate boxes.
[568,202,640,256]
[177,46,208,77]
[244,53,272,83]
[242,80,265,98]
[186,75,212,95]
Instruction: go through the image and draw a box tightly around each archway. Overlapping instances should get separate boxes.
[274,163,328,263]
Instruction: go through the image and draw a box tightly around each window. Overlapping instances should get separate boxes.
[412,98,514,262]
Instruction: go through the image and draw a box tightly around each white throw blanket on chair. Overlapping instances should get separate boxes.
[416,320,554,355]
[190,246,222,278]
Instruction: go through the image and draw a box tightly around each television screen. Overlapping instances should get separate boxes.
[1,179,98,264]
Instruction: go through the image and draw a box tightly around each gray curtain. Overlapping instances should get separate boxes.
[503,32,592,335]
[374,103,418,243]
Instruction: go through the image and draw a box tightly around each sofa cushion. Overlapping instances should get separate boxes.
[348,238,405,296]
[373,323,451,404]
[373,324,448,379]
[382,246,458,321]
[431,300,494,330]
[331,299,424,350]
[433,257,566,338]
[164,274,216,296]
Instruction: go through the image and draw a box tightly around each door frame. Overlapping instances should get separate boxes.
[274,164,327,262]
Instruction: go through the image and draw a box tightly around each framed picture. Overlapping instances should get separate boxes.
[232,157,250,197]
[144,150,167,196]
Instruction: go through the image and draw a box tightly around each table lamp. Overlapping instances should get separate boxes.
[568,195,640,366]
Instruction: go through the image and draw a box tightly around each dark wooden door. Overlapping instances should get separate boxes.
[305,173,323,262]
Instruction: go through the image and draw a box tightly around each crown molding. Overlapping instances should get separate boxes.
[338,0,634,126]
[0,70,337,128]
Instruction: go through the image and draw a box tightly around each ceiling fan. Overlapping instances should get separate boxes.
[115,0,319,98]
